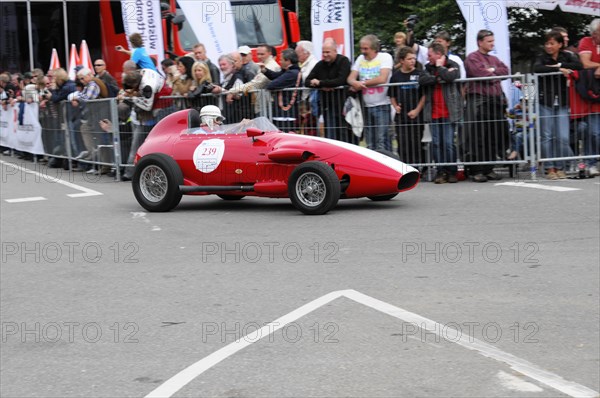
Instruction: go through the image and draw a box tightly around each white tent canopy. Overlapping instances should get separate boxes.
[507,0,599,16]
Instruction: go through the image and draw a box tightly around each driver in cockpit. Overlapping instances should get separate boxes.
[194,105,225,134]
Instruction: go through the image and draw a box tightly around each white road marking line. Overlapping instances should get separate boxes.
[131,212,150,222]
[0,160,103,198]
[131,212,161,231]
[495,182,581,192]
[5,196,47,203]
[145,290,345,398]
[145,289,599,398]
[497,370,544,392]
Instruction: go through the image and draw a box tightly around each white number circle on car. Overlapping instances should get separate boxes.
[193,139,225,173]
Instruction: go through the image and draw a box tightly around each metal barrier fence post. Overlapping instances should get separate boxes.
[528,73,539,180]
[109,98,122,181]
[61,101,74,171]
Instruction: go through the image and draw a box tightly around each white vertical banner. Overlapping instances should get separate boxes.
[121,0,164,64]
[311,0,353,61]
[16,103,44,155]
[178,1,238,60]
[457,0,512,96]
[0,104,17,150]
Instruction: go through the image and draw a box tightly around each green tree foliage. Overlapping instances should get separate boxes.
[297,0,593,72]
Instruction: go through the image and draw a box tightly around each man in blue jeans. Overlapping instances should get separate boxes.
[347,34,393,150]
[305,38,352,142]
[419,42,463,184]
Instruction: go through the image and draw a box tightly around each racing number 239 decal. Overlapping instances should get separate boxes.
[193,139,225,173]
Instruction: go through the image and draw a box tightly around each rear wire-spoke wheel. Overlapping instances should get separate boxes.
[132,153,183,212]
[288,162,340,215]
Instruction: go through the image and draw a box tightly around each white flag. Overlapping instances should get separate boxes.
[311,0,354,61]
[178,1,238,61]
[121,0,164,65]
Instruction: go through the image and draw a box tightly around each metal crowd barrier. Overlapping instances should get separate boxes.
[3,73,598,182]
[533,72,600,178]
[31,97,122,178]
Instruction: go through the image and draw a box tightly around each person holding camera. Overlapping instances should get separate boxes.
[160,58,178,88]
[0,72,18,107]
[191,43,221,85]
[393,16,428,68]
[120,67,170,180]
[188,61,218,108]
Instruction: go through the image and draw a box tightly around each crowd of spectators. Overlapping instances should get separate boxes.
[1,19,599,181]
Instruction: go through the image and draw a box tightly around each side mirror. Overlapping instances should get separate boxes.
[172,14,185,29]
[246,128,265,138]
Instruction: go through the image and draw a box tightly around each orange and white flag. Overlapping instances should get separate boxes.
[79,40,93,71]
[49,48,61,71]
[67,43,81,81]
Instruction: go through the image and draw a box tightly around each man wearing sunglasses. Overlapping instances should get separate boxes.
[94,59,119,98]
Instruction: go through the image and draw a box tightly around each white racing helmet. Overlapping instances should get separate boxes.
[199,105,225,130]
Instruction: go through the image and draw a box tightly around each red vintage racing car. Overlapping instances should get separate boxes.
[132,109,420,215]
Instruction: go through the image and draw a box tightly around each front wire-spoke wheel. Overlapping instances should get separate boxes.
[288,162,340,215]
[139,165,168,203]
[132,154,183,212]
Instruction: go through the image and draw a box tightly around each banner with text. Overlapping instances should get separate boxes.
[178,0,238,61]
[311,0,353,62]
[121,0,164,64]
[0,103,44,154]
[507,0,600,16]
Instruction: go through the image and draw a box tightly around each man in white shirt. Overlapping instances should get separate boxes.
[347,34,393,150]
[296,41,317,77]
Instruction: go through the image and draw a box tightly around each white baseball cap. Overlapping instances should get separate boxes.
[238,45,252,55]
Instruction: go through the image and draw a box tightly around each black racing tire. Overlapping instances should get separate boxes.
[217,195,245,200]
[132,153,183,212]
[288,161,340,215]
[368,193,399,201]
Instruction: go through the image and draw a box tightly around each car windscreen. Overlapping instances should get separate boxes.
[181,117,279,136]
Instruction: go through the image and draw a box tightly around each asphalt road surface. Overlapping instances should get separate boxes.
[1,154,599,398]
